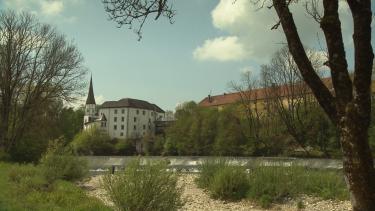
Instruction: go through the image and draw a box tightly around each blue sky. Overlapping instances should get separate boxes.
[1,0,374,111]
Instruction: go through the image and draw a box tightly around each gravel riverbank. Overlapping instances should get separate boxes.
[82,174,351,211]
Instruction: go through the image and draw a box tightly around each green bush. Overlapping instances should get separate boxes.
[0,149,10,162]
[102,159,184,211]
[0,162,110,211]
[196,159,228,189]
[71,127,115,155]
[40,140,88,183]
[8,164,49,191]
[246,166,348,207]
[114,139,136,155]
[209,166,249,201]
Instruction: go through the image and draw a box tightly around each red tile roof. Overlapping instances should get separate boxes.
[199,77,333,108]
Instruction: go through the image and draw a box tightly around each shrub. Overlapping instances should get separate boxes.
[40,140,88,183]
[1,162,111,211]
[102,159,184,211]
[115,139,136,155]
[246,166,348,207]
[71,127,115,155]
[0,149,10,162]
[209,166,249,201]
[8,164,49,191]
[196,159,228,189]
[9,136,48,163]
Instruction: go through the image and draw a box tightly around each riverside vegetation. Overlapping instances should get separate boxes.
[102,159,184,211]
[0,140,111,210]
[96,159,349,210]
[196,159,349,208]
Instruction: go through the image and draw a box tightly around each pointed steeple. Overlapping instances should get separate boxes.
[86,75,96,105]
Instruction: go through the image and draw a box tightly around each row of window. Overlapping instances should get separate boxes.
[113,124,151,131]
[113,109,154,116]
[119,131,147,137]
[113,116,153,123]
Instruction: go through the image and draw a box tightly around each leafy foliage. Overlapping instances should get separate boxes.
[0,162,110,211]
[209,166,249,201]
[246,166,348,207]
[40,139,88,183]
[196,159,229,189]
[71,127,115,155]
[102,159,184,211]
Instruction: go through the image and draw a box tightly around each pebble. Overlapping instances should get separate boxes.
[82,174,352,211]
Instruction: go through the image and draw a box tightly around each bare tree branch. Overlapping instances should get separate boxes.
[102,0,175,40]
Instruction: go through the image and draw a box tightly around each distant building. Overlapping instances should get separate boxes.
[199,77,375,110]
[83,77,165,140]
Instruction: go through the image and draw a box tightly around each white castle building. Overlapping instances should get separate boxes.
[83,77,165,139]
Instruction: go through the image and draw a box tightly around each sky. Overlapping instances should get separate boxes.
[0,0,374,111]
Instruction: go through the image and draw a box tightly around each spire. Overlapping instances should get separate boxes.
[86,75,96,105]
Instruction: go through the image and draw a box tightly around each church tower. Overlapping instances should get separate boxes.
[83,76,97,125]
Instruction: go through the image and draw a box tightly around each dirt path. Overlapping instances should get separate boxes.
[81,174,351,211]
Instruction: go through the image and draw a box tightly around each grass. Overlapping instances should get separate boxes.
[196,160,349,208]
[0,162,112,211]
[196,158,229,189]
[102,159,184,211]
[247,166,349,207]
[209,165,249,201]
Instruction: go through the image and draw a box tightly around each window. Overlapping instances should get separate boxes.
[121,117,125,122]
[136,110,139,115]
[120,132,124,136]
[114,117,117,122]
[134,117,137,122]
[121,109,125,114]
[86,108,89,113]
[121,125,124,130]
[142,110,146,115]
[114,109,117,114]
[114,125,117,130]
[133,125,136,130]
[143,125,146,130]
[148,125,151,130]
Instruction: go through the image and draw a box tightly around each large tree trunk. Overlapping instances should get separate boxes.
[340,106,375,211]
[271,1,375,209]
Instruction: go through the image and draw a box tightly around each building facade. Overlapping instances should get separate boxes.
[83,77,165,139]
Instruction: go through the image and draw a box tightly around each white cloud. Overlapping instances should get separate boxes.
[95,95,106,105]
[3,0,82,22]
[41,1,63,16]
[193,36,247,61]
[195,0,354,63]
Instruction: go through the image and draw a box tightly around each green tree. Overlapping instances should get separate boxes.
[71,127,114,155]
[213,106,246,156]
[0,11,86,155]
[58,107,85,142]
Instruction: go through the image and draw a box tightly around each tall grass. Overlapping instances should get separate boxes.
[196,160,349,208]
[102,159,184,211]
[247,166,348,207]
[197,159,250,201]
[209,165,249,201]
[196,158,229,189]
[0,162,111,211]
